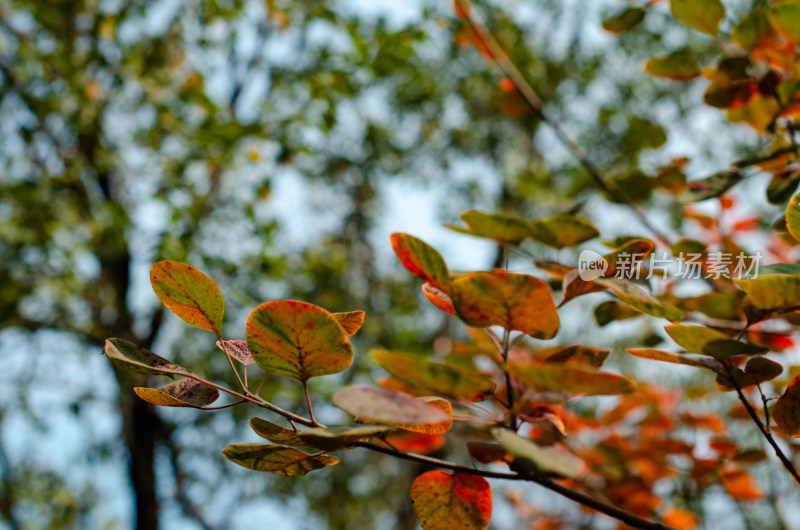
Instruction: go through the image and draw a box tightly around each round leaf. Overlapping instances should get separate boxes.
[774,375,800,437]
[446,210,530,245]
[104,338,193,378]
[785,191,800,241]
[246,300,353,382]
[150,261,225,335]
[528,215,599,249]
[332,310,366,336]
[493,428,584,478]
[645,50,700,81]
[390,233,451,292]
[410,471,492,530]
[450,270,559,339]
[134,379,219,408]
[670,0,725,35]
[332,386,451,429]
[507,362,634,396]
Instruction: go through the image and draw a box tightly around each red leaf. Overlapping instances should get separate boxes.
[410,471,492,530]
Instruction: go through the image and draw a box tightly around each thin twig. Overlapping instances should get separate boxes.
[459,1,671,246]
[220,341,248,393]
[722,361,800,485]
[303,381,319,426]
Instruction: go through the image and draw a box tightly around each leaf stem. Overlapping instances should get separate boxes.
[220,341,248,392]
[722,361,800,485]
[303,381,319,426]
[501,329,516,430]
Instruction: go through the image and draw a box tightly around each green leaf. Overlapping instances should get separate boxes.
[680,171,743,202]
[665,324,766,359]
[607,171,654,203]
[767,167,800,204]
[594,300,643,327]
[774,375,800,437]
[332,310,366,335]
[297,426,394,450]
[626,348,722,371]
[246,300,353,382]
[221,444,339,476]
[602,7,646,34]
[716,357,783,391]
[134,379,219,408]
[507,361,634,396]
[493,428,584,478]
[595,277,684,321]
[249,418,309,446]
[104,338,194,377]
[757,263,800,276]
[732,9,773,50]
[150,261,225,335]
[645,50,701,81]
[735,274,800,320]
[446,210,530,245]
[528,215,599,249]
[410,471,492,530]
[770,2,800,43]
[332,387,451,429]
[670,0,725,35]
[372,349,496,402]
[450,270,559,339]
[786,192,800,241]
[390,233,451,292]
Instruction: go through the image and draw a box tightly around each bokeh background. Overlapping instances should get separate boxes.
[1,0,797,529]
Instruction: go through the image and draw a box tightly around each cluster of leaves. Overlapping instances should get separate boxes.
[100,0,800,529]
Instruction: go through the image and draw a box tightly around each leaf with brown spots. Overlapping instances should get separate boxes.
[249,418,309,446]
[246,300,353,382]
[221,444,339,476]
[410,471,492,530]
[450,270,559,339]
[332,310,365,335]
[216,340,255,365]
[150,261,225,336]
[104,338,194,378]
[774,375,800,437]
[134,379,219,408]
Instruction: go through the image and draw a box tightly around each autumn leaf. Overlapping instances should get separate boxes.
[446,210,530,246]
[773,375,800,437]
[150,261,225,335]
[297,426,394,450]
[246,300,353,382]
[134,379,219,408]
[390,233,451,292]
[104,338,194,378]
[528,215,599,249]
[222,444,339,476]
[332,387,451,430]
[670,0,725,35]
[450,270,559,339]
[507,362,634,396]
[332,310,366,335]
[493,428,584,478]
[410,471,492,530]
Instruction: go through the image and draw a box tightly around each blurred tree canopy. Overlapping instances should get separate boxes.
[2,0,796,529]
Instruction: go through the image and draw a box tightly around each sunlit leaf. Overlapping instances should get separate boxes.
[332,310,366,335]
[134,379,219,408]
[150,261,225,335]
[507,362,634,396]
[627,348,722,371]
[785,192,800,241]
[392,397,454,434]
[645,50,700,81]
[665,324,767,359]
[540,345,610,368]
[528,215,599,249]
[602,7,646,34]
[216,339,255,366]
[222,443,339,476]
[450,270,559,339]
[493,428,584,478]
[735,274,800,321]
[680,171,743,202]
[467,442,511,465]
[372,349,496,402]
[246,300,353,382]
[297,426,394,450]
[774,375,800,437]
[390,233,451,292]
[410,471,492,530]
[446,210,530,245]
[670,0,724,35]
[332,387,451,429]
[104,338,194,377]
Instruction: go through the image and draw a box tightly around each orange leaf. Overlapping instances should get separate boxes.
[390,233,451,293]
[150,261,225,335]
[774,375,800,437]
[422,283,456,315]
[722,469,763,500]
[410,471,492,530]
[450,269,559,339]
[662,508,699,530]
[332,310,365,335]
[379,432,446,454]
